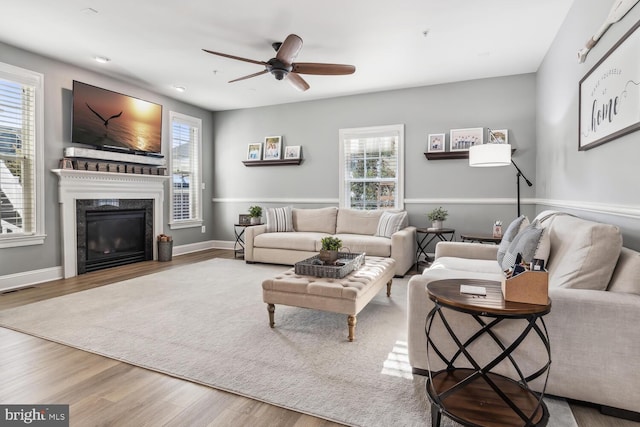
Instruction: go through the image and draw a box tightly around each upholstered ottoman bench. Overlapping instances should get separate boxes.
[262,256,396,341]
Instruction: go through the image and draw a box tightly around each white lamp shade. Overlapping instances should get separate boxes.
[469,144,511,167]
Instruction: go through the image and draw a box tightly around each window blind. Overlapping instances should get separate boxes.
[0,78,36,235]
[170,114,201,223]
[341,129,401,210]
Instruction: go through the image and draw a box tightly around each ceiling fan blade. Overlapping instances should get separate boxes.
[202,49,266,66]
[292,63,356,75]
[276,34,303,64]
[229,70,268,83]
[287,73,310,92]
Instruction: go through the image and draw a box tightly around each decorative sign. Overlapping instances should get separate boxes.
[579,19,640,150]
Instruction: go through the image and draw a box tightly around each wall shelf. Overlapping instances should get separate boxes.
[424,148,516,161]
[242,159,302,167]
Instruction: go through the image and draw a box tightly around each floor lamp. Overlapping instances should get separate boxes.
[468,143,533,217]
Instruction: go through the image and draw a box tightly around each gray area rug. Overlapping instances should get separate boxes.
[0,259,577,427]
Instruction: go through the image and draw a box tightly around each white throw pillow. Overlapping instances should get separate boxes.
[265,206,293,233]
[497,215,529,266]
[375,211,408,238]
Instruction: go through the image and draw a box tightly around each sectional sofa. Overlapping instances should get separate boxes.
[244,207,416,276]
[407,211,640,416]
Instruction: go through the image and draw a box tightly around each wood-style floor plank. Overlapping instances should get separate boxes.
[0,249,636,426]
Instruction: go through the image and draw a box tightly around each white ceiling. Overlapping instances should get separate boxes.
[1,0,575,111]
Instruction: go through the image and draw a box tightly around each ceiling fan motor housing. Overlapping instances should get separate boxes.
[266,58,292,80]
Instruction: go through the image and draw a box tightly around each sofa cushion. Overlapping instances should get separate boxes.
[375,211,408,238]
[497,215,529,266]
[331,234,391,257]
[607,248,640,295]
[543,214,622,290]
[292,207,338,234]
[255,231,328,252]
[266,206,293,233]
[336,209,384,235]
[501,222,547,271]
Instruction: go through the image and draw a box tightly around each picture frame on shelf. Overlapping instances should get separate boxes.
[284,145,301,159]
[489,129,508,144]
[263,135,282,160]
[579,20,640,151]
[427,133,445,152]
[238,214,251,225]
[246,143,263,161]
[450,127,484,151]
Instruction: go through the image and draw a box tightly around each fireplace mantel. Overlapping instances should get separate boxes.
[52,169,168,278]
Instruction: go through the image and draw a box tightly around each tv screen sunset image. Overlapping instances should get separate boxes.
[72,81,162,153]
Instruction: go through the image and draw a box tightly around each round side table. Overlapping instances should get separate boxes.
[425,279,551,427]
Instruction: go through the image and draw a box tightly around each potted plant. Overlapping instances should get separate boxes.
[427,206,448,229]
[248,205,262,225]
[319,236,342,265]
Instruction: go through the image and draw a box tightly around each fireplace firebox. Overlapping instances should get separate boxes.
[77,199,154,274]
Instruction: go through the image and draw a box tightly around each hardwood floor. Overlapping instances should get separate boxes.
[1,250,637,426]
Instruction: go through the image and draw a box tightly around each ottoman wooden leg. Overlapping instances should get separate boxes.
[386,279,393,297]
[267,303,275,328]
[347,315,357,341]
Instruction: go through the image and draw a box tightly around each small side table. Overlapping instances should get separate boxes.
[415,228,455,268]
[425,279,551,427]
[233,223,257,258]
[460,233,502,244]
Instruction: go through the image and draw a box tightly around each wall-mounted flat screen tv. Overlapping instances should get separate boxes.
[72,80,162,154]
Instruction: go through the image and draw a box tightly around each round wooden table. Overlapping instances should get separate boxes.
[425,279,551,427]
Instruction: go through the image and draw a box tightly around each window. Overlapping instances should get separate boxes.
[169,111,202,228]
[0,62,44,248]
[339,124,404,210]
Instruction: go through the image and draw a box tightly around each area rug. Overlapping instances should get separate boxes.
[0,259,577,427]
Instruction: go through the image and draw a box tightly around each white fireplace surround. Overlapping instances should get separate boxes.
[53,169,168,278]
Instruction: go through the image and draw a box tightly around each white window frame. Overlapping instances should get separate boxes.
[0,62,45,248]
[338,124,405,210]
[169,111,203,229]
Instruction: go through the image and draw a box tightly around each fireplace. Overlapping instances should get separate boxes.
[77,199,153,274]
[53,169,168,278]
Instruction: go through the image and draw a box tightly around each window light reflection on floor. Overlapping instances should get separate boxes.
[381,340,413,379]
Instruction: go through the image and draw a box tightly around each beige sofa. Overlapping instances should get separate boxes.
[244,207,416,276]
[407,211,640,417]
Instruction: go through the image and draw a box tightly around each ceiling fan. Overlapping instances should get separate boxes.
[203,34,355,91]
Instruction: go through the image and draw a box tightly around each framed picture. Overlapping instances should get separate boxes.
[263,136,282,160]
[489,129,508,144]
[284,145,301,159]
[579,20,640,151]
[246,143,262,161]
[450,127,484,151]
[427,134,445,152]
[238,214,251,225]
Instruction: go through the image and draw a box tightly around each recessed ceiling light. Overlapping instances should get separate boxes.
[94,56,110,64]
[173,86,186,93]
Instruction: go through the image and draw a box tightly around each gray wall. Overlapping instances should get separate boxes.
[212,74,537,242]
[536,0,640,250]
[0,41,215,277]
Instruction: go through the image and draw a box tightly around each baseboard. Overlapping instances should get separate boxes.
[173,240,233,256]
[0,266,63,293]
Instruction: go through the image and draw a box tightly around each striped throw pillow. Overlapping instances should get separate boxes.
[375,211,408,238]
[266,206,293,233]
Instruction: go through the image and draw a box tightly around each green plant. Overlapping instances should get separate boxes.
[321,236,342,251]
[427,206,448,222]
[248,205,262,218]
